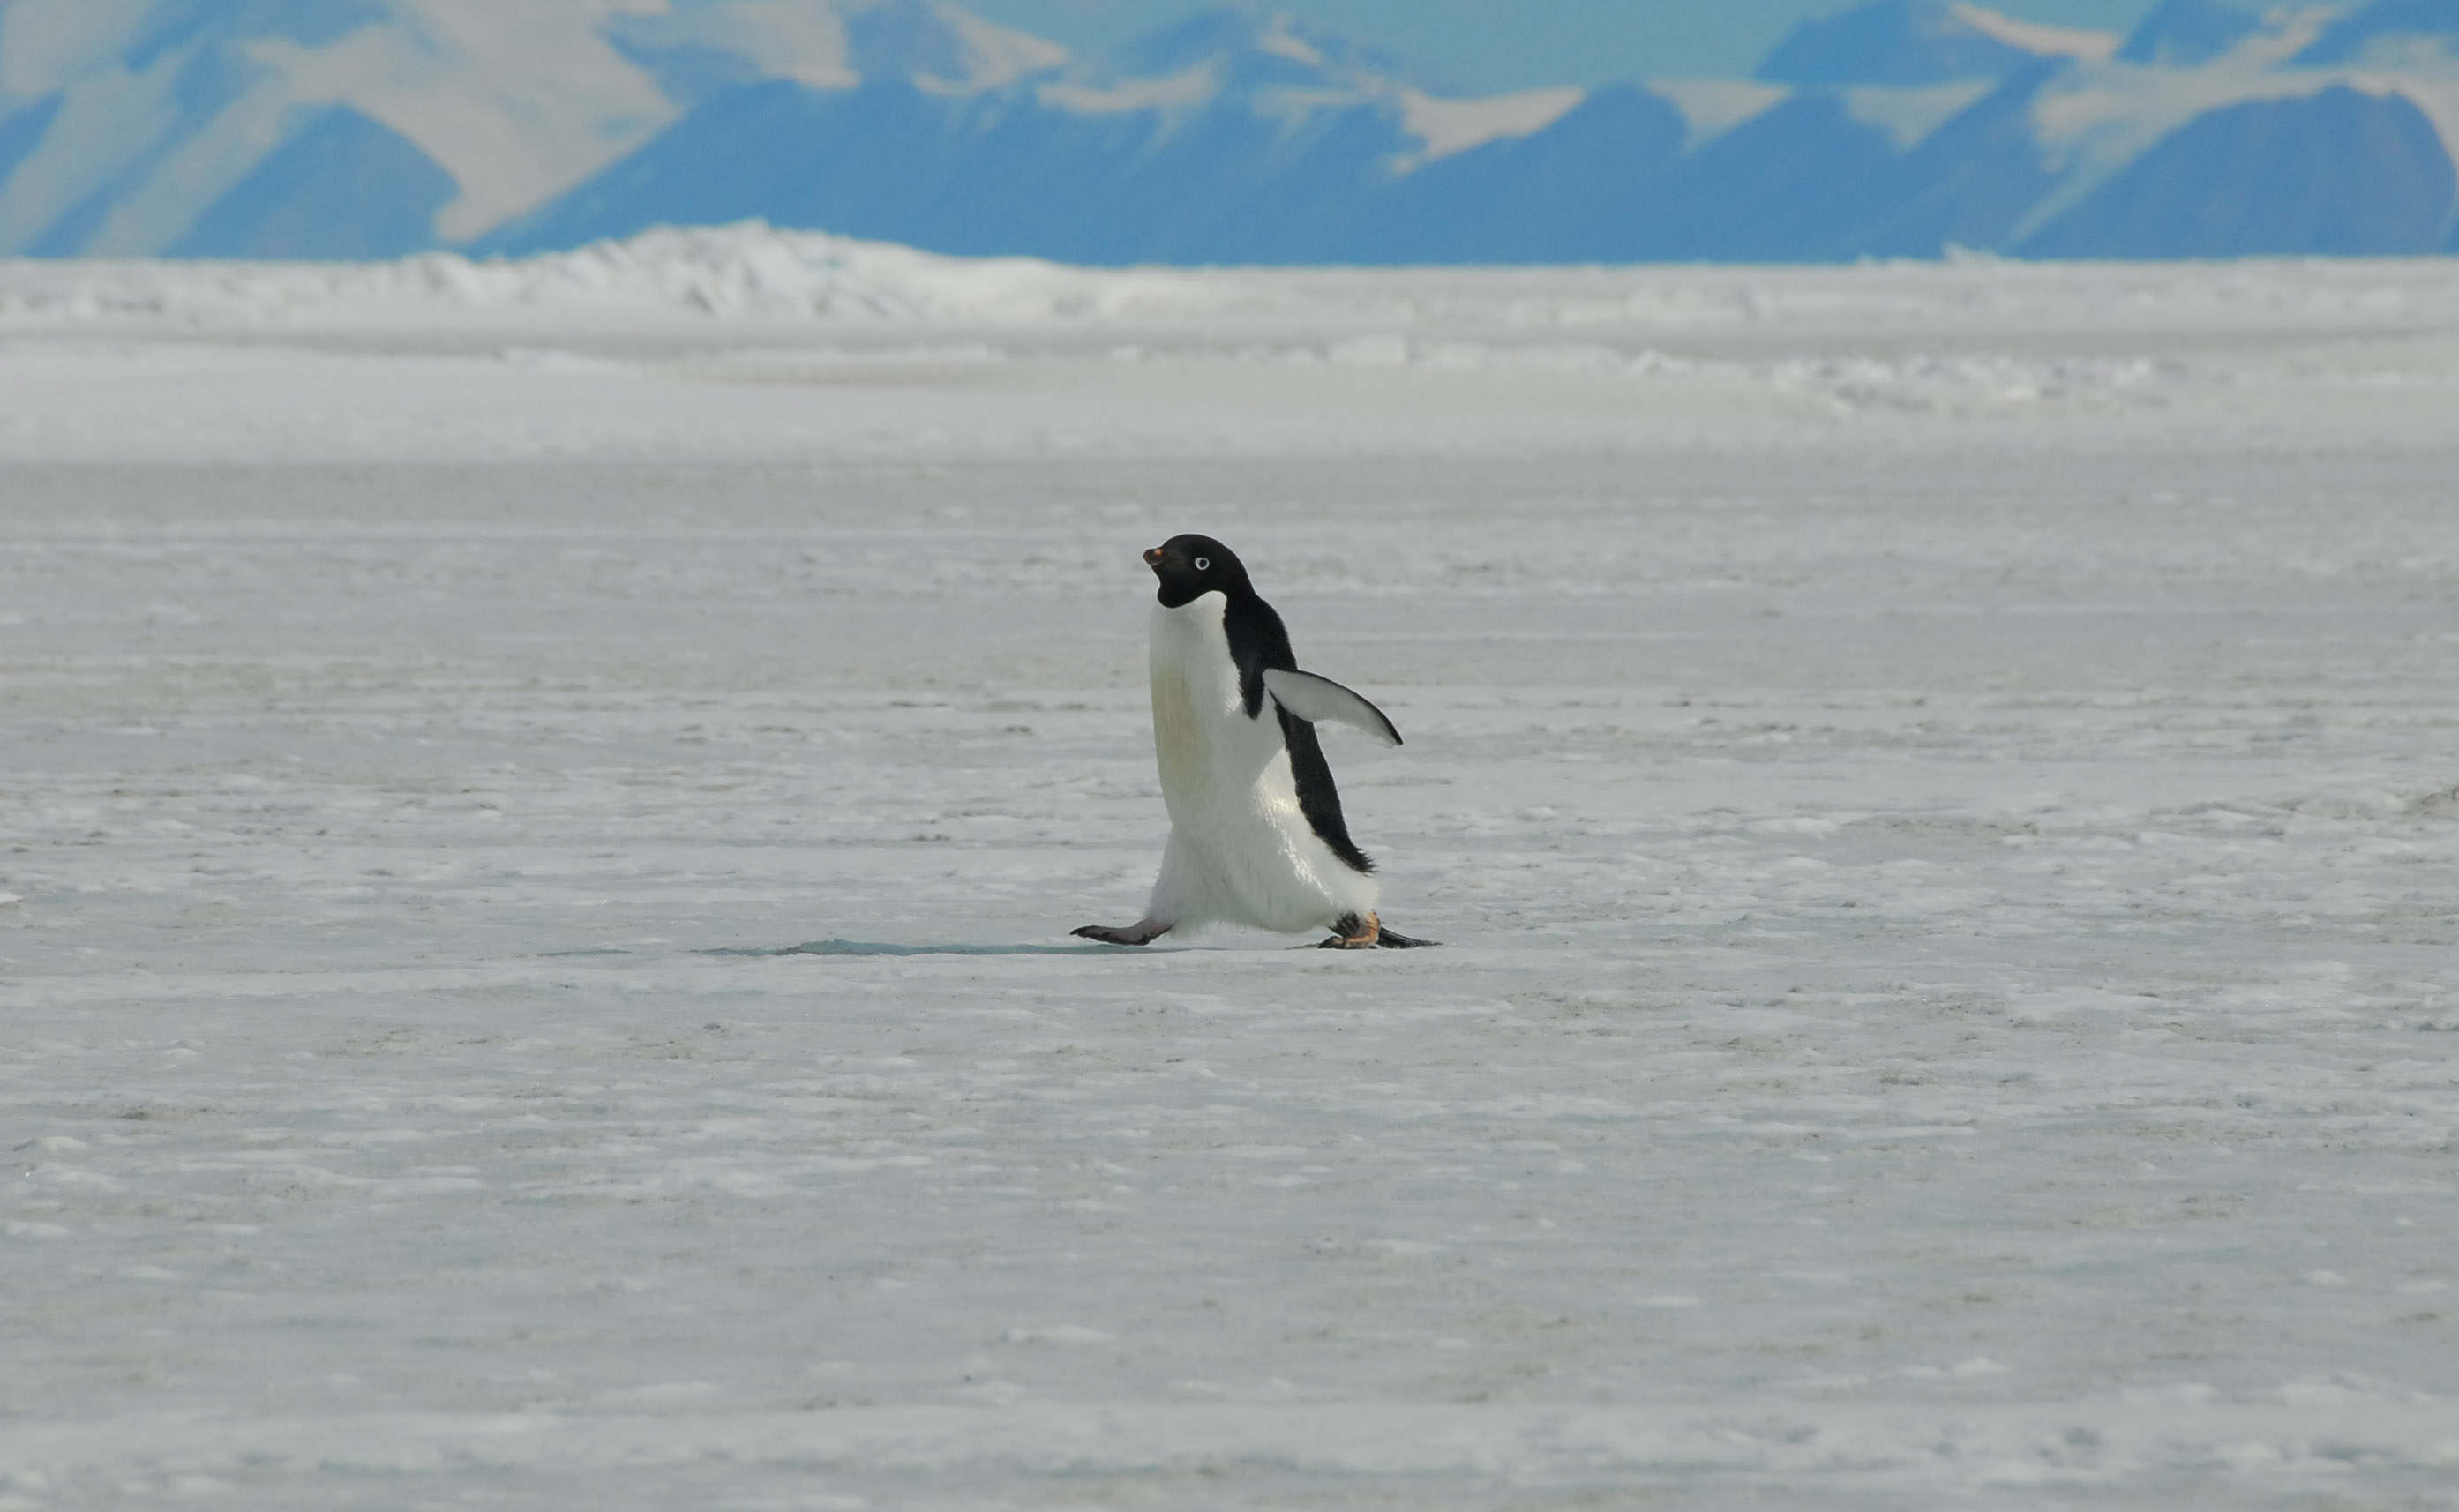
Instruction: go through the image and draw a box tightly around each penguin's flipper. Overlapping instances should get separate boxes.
[1262,668,1402,747]
[1373,927,1439,948]
[1073,919,1173,947]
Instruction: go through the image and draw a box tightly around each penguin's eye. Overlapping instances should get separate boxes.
[1194,557,1211,571]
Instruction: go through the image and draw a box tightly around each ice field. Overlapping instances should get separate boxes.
[3,231,2458,1508]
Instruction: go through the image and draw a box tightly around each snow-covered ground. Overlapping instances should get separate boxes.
[4,231,2457,1508]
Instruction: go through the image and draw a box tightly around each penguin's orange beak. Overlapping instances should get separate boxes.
[1143,546,1166,568]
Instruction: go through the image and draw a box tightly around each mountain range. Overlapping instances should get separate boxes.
[0,0,2454,263]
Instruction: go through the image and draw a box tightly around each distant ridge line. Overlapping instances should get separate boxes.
[1,0,2455,263]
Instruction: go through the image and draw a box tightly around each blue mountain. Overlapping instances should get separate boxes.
[479,11,1416,264]
[2293,0,2459,64]
[2117,0,2267,65]
[1757,0,2065,84]
[170,108,457,260]
[2021,85,2458,256]
[1347,86,1692,263]
[0,0,2454,266]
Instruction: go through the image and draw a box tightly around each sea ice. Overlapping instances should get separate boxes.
[1,234,2455,1508]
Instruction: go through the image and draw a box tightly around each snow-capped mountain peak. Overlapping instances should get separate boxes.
[1758,0,2117,85]
[608,0,1065,101]
[0,0,1079,255]
[1397,86,1586,164]
[1086,8,1437,97]
[2294,0,2459,64]
[1946,1,2119,62]
[2115,0,2272,67]
[2,0,2455,266]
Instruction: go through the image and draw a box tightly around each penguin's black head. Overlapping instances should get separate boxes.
[1145,535,1248,609]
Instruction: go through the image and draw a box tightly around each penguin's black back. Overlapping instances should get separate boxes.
[1221,588,1376,878]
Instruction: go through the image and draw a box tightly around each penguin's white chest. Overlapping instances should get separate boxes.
[1149,598,1279,809]
[1143,596,1376,933]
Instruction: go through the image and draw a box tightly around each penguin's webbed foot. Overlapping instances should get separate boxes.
[1321,913,1381,949]
[1073,918,1172,947]
[1318,913,1439,949]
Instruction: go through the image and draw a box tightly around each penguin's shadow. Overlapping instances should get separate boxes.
[706,939,1108,959]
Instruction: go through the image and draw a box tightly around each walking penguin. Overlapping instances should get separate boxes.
[1073,535,1434,950]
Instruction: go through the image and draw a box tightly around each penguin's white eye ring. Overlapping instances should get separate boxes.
[1194,557,1211,571]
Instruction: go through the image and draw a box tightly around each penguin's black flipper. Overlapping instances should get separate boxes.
[1262,669,1402,747]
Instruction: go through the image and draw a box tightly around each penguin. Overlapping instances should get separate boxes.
[1074,535,1434,950]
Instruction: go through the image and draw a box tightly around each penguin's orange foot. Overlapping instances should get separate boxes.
[1321,913,1381,949]
[1317,914,1438,948]
[1073,919,1172,947]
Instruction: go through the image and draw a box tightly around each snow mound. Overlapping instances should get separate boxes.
[0,223,1219,327]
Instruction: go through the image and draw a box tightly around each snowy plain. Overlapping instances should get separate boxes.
[3,228,2458,1509]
